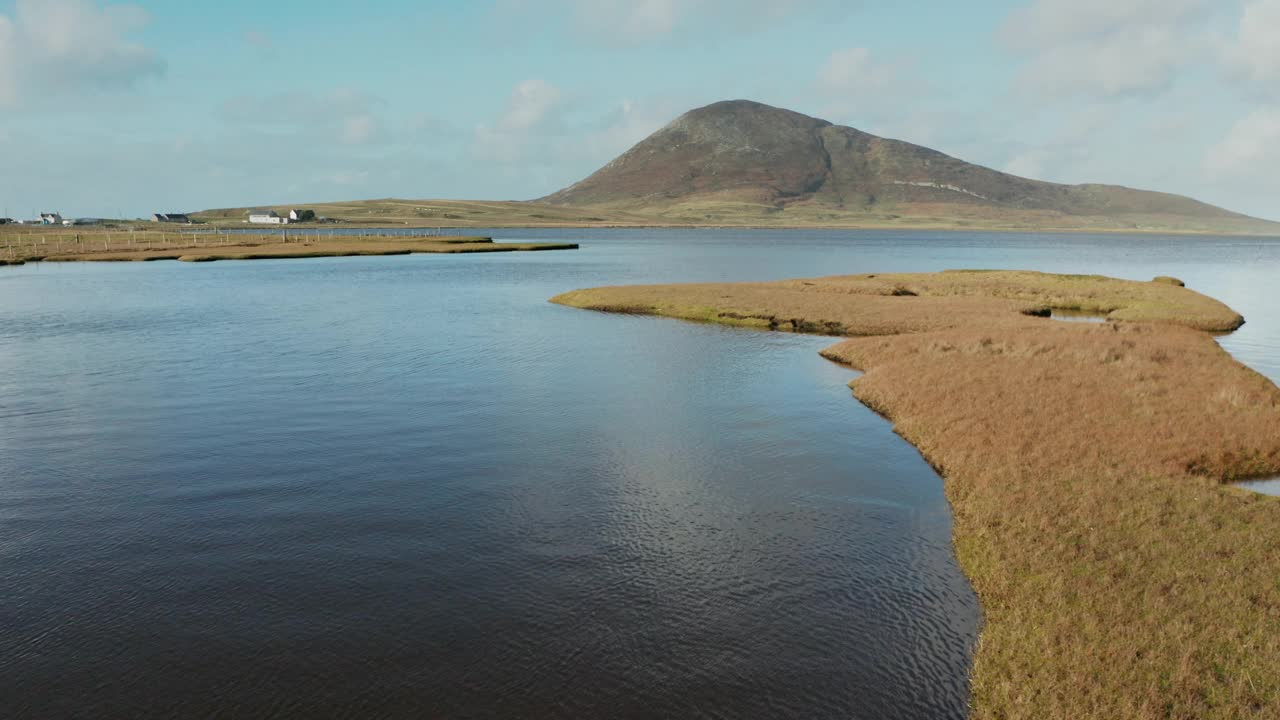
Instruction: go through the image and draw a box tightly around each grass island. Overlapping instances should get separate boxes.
[552,270,1280,719]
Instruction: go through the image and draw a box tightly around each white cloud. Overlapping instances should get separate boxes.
[1224,0,1280,89]
[818,48,896,97]
[580,98,679,159]
[342,115,378,145]
[498,0,856,45]
[473,79,566,163]
[497,79,564,132]
[244,29,277,60]
[1003,0,1210,48]
[406,112,463,137]
[1003,153,1045,179]
[318,170,371,187]
[1001,0,1215,98]
[1201,106,1280,218]
[245,30,273,51]
[0,0,164,106]
[812,47,936,139]
[960,105,1119,185]
[1206,107,1280,180]
[473,81,671,164]
[471,80,682,196]
[574,0,680,40]
[220,88,387,146]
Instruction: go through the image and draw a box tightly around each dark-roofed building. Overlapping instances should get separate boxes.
[151,213,193,224]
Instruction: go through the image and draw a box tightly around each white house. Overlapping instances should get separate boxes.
[248,210,287,225]
[40,212,63,225]
[288,208,315,222]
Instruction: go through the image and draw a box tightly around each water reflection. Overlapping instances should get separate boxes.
[0,257,977,718]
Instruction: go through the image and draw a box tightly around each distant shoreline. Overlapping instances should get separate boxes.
[186,193,1280,239]
[187,220,1280,238]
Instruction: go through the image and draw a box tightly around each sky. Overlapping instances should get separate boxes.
[1,0,1279,220]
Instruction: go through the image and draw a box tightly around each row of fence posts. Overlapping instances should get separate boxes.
[1,230,243,257]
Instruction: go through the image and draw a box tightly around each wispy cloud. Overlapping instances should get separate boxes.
[818,48,898,97]
[498,0,857,45]
[1223,0,1280,91]
[1206,107,1280,181]
[219,88,388,146]
[473,79,567,163]
[0,0,164,107]
[472,79,681,195]
[244,29,277,59]
[1000,0,1217,98]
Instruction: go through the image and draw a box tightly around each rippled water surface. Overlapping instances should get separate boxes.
[2,229,1278,719]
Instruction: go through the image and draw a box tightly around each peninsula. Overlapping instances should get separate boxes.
[552,270,1280,719]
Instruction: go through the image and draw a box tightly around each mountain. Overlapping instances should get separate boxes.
[194,100,1278,234]
[541,100,1278,234]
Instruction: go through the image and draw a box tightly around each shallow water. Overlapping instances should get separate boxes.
[2,229,1278,718]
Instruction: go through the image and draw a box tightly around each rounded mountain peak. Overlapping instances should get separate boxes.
[677,99,831,127]
[668,100,832,142]
[543,99,833,205]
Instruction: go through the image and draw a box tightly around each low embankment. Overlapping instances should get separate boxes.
[0,231,576,264]
[551,270,1279,719]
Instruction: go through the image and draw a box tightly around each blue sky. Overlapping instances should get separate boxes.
[2,0,1279,220]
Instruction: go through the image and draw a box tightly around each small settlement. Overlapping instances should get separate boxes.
[248,209,316,225]
[22,212,100,226]
[1,208,321,227]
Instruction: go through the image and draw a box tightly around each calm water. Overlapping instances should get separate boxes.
[2,229,1277,719]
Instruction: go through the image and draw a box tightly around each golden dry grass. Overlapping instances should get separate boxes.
[551,271,1280,719]
[552,270,1244,334]
[1,234,576,263]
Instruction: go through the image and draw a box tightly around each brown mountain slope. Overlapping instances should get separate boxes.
[542,100,1278,233]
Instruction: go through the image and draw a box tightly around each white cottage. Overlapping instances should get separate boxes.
[248,210,287,225]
